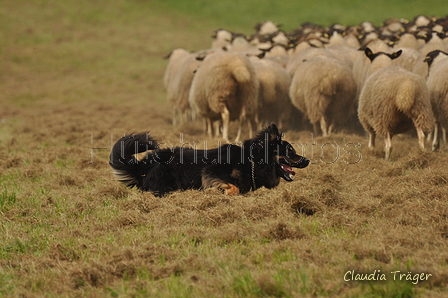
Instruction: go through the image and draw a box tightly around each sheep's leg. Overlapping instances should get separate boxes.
[442,127,447,144]
[235,125,242,143]
[247,117,254,139]
[427,130,433,142]
[172,108,178,126]
[253,112,259,137]
[213,121,221,137]
[313,123,319,136]
[235,106,250,142]
[206,118,214,138]
[384,132,392,161]
[432,122,440,151]
[416,126,426,150]
[320,117,328,136]
[363,123,376,149]
[221,105,231,143]
[328,123,335,135]
[368,132,375,149]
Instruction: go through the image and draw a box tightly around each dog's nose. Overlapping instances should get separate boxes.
[301,157,310,167]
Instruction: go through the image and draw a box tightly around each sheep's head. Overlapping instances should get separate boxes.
[424,49,448,67]
[364,47,402,62]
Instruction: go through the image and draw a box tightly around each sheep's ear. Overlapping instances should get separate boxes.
[423,53,434,64]
[163,51,173,60]
[390,50,402,60]
[423,50,440,66]
[364,47,375,62]
[195,53,206,61]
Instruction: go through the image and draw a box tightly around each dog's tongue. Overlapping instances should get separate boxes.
[281,164,296,175]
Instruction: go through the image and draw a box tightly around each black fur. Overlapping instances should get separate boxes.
[109,124,309,197]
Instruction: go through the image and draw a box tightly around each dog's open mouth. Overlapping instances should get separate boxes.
[277,156,310,181]
[280,163,296,181]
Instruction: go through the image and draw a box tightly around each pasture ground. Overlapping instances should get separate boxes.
[1,1,448,297]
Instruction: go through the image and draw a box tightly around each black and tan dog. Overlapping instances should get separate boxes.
[109,124,309,197]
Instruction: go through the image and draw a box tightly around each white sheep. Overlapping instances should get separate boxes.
[394,33,420,50]
[392,47,420,71]
[264,44,290,67]
[188,51,259,142]
[255,21,280,35]
[286,47,337,77]
[289,55,357,136]
[168,52,204,126]
[211,29,233,49]
[412,32,448,78]
[424,50,448,150]
[163,49,195,126]
[163,48,190,90]
[353,48,403,101]
[358,50,435,160]
[249,56,292,130]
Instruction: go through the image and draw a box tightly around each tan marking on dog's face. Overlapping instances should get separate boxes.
[230,169,242,180]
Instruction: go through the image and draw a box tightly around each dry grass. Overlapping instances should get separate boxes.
[1,1,448,297]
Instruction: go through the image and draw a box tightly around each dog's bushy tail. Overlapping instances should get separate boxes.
[109,133,157,188]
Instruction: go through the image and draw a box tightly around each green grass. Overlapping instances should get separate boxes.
[152,0,448,32]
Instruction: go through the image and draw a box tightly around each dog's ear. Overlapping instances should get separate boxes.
[266,123,280,141]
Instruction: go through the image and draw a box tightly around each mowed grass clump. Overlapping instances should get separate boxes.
[1,0,448,297]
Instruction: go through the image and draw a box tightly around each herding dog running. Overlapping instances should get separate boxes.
[109,124,310,197]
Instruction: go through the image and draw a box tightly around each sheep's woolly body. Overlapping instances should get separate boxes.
[353,50,400,101]
[286,47,337,77]
[163,48,190,90]
[169,53,203,125]
[344,34,361,48]
[256,21,279,35]
[188,51,259,141]
[358,65,435,159]
[250,57,292,129]
[394,33,420,50]
[426,56,448,149]
[362,39,389,52]
[265,45,289,67]
[412,34,448,78]
[326,45,360,68]
[326,31,347,47]
[272,31,289,46]
[392,47,420,71]
[289,55,356,135]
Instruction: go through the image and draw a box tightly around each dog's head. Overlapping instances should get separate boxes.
[252,123,310,181]
[274,141,309,181]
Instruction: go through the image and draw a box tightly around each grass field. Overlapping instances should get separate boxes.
[1,0,448,297]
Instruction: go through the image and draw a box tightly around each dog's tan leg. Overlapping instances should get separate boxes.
[221,183,240,195]
[202,175,240,195]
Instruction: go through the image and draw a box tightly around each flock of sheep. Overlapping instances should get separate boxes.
[163,15,448,159]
